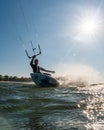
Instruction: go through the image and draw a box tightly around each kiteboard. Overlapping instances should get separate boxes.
[30,73,59,87]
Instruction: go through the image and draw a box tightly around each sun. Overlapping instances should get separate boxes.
[78,15,100,37]
[80,18,97,35]
[74,9,103,44]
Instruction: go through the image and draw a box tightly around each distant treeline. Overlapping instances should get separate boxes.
[0,75,32,82]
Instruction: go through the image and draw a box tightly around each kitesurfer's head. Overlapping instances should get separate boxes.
[34,59,38,65]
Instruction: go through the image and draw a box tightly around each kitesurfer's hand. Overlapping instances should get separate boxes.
[32,55,36,59]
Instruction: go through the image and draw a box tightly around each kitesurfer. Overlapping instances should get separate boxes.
[30,55,55,74]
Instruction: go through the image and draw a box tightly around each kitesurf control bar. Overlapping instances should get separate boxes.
[25,43,41,59]
[25,49,31,58]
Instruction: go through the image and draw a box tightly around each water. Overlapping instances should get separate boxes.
[0,81,104,130]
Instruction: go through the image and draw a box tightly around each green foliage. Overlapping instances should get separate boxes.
[0,74,32,82]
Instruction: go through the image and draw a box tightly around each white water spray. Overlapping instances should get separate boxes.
[55,63,104,87]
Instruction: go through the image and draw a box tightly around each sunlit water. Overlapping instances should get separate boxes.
[0,81,104,130]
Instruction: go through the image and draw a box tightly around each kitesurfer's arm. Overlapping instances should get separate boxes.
[39,67,55,73]
[30,55,36,66]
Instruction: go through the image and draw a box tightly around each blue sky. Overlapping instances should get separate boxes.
[1,0,104,77]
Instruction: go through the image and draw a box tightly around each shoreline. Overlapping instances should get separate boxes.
[0,81,34,85]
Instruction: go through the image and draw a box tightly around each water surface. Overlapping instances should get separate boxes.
[0,81,104,130]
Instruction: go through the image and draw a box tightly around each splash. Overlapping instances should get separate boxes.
[55,63,104,87]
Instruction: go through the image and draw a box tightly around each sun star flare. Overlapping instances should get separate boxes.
[74,9,103,44]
